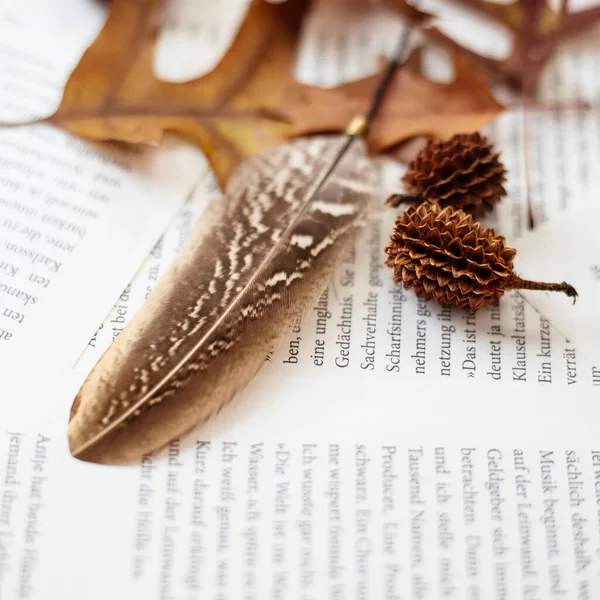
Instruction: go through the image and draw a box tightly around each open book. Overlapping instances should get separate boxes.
[2,1,600,598]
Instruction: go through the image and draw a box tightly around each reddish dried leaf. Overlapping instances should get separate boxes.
[286,48,504,154]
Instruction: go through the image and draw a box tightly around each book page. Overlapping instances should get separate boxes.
[0,0,107,86]
[154,0,249,82]
[0,24,210,370]
[2,374,600,599]
[2,1,600,599]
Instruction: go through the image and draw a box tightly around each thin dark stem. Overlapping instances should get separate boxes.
[319,23,414,197]
[522,102,535,231]
[364,24,413,126]
[507,274,578,302]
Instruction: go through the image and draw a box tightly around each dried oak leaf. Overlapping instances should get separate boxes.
[47,0,503,187]
[421,0,600,94]
[48,0,311,187]
[286,48,504,154]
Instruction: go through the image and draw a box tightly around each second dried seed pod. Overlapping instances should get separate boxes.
[387,132,507,217]
[385,202,577,311]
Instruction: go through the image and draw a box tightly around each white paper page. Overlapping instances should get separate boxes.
[2,373,600,599]
[154,0,249,82]
[0,9,107,122]
[0,0,106,42]
[0,25,209,369]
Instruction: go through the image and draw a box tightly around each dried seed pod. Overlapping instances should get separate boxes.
[385,202,577,311]
[386,132,507,216]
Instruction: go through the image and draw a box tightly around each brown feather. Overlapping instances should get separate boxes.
[68,135,378,464]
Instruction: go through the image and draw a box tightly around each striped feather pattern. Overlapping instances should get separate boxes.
[68,135,378,464]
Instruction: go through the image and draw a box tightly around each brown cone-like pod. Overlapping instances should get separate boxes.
[385,202,577,311]
[386,132,507,217]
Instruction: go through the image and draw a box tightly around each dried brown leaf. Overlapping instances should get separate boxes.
[43,0,503,187]
[286,48,504,154]
[48,0,310,187]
